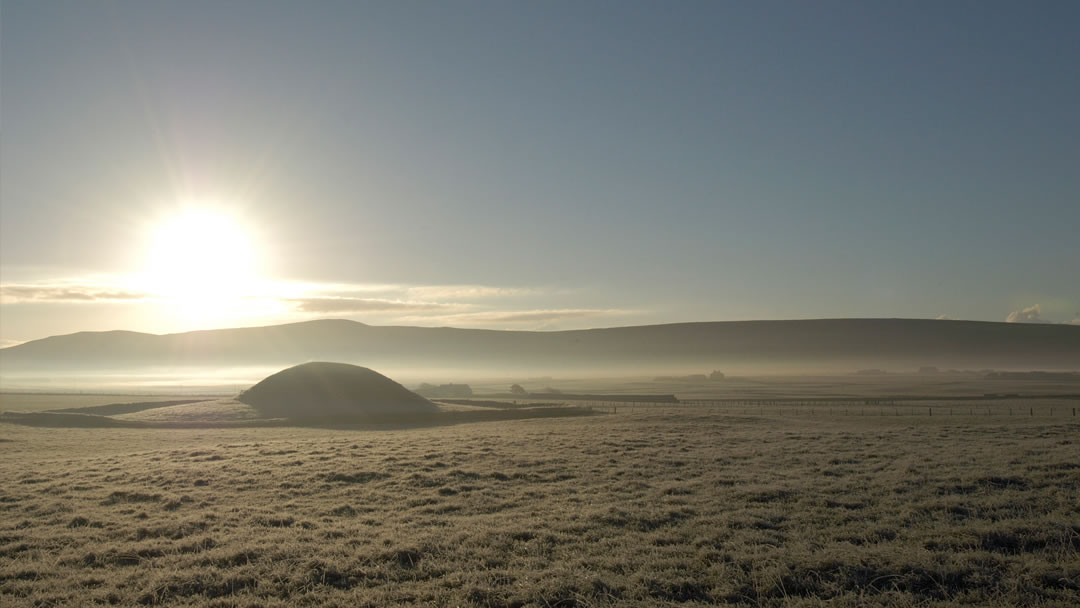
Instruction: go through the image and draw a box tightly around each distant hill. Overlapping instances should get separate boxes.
[2,318,1079,374]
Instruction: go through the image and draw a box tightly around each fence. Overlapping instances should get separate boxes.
[551,398,1080,418]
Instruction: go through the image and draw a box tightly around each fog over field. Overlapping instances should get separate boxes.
[3,318,1078,390]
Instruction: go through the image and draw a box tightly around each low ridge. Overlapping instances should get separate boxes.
[3,318,1078,373]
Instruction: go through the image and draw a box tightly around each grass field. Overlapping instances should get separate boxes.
[0,394,230,415]
[1,406,1077,607]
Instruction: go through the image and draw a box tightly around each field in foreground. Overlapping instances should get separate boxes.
[1,410,1078,607]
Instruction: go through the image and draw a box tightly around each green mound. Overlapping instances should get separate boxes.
[237,362,436,418]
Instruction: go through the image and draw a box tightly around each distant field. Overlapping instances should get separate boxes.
[0,393,229,414]
[1,409,1077,607]
[471,373,1080,401]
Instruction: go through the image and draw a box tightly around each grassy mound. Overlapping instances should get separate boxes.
[114,399,263,424]
[237,362,437,419]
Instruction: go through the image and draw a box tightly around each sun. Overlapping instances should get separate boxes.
[142,207,262,318]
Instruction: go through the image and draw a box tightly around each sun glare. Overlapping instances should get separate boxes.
[142,207,263,319]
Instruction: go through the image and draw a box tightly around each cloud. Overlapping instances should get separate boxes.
[1005,304,1046,323]
[403,285,538,300]
[285,297,452,313]
[0,284,151,303]
[294,283,539,301]
[306,282,404,296]
[1,276,622,330]
[280,283,556,317]
[1,276,546,306]
[466,309,616,323]
[1005,304,1080,325]
[935,314,952,320]
[399,308,631,328]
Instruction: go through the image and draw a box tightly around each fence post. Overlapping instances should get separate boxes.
[928,407,932,417]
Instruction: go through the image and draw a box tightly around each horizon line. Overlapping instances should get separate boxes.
[5,315,1075,349]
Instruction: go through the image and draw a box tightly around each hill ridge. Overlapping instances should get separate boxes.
[2,318,1078,374]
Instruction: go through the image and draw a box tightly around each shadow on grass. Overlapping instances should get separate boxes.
[0,406,600,430]
[47,399,208,416]
[0,411,141,428]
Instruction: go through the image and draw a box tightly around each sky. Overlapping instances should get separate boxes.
[2,0,1079,345]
